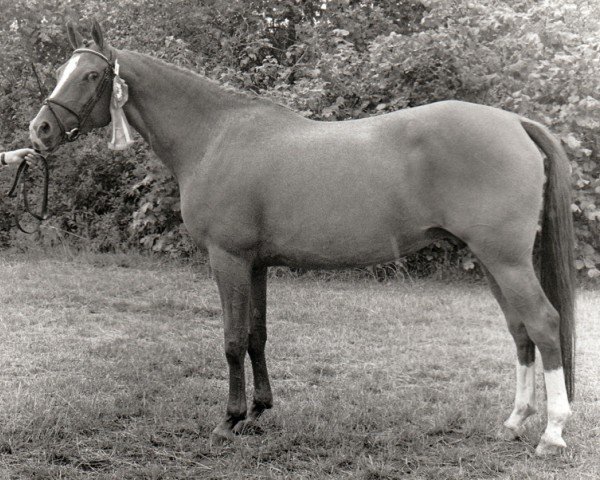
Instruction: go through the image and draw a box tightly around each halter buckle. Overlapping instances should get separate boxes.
[66,128,80,142]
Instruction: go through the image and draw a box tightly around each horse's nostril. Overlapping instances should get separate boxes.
[39,122,51,136]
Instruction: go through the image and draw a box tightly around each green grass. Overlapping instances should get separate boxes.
[0,253,597,479]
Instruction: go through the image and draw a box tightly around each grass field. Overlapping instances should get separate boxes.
[0,253,597,479]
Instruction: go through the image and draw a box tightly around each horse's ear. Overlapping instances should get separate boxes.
[91,18,104,51]
[66,21,84,49]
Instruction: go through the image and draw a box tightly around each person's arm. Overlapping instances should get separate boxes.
[0,148,40,167]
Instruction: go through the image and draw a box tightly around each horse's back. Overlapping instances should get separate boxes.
[261,101,544,258]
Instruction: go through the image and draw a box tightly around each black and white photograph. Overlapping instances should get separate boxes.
[0,0,598,478]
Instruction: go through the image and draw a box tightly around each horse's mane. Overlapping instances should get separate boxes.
[123,49,298,115]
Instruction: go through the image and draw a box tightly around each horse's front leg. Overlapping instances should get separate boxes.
[233,265,272,434]
[209,245,252,443]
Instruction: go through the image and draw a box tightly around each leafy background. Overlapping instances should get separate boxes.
[0,0,598,279]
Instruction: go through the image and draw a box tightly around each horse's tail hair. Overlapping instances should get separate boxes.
[520,117,576,402]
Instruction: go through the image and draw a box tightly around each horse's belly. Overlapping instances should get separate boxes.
[257,171,435,267]
[259,222,433,268]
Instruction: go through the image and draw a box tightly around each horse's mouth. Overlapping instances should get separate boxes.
[31,141,57,155]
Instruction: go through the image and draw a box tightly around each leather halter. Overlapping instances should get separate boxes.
[44,48,115,142]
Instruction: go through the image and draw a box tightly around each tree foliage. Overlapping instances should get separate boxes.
[0,0,598,277]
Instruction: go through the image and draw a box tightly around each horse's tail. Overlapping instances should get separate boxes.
[520,117,576,402]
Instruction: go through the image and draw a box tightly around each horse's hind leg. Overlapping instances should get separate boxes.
[483,267,537,440]
[233,265,273,434]
[482,259,571,455]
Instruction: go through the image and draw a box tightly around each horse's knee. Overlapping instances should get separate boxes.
[225,339,247,365]
[248,327,267,357]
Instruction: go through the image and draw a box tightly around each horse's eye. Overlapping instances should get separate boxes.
[87,71,99,81]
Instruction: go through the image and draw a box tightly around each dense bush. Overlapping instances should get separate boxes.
[0,0,598,277]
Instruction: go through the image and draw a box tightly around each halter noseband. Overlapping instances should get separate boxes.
[44,48,115,142]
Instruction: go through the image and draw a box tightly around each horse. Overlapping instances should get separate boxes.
[29,20,575,456]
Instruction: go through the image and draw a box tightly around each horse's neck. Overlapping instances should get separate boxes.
[115,49,247,180]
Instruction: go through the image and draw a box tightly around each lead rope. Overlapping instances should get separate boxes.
[7,154,50,234]
[3,61,53,234]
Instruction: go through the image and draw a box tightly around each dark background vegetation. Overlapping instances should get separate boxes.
[0,0,598,279]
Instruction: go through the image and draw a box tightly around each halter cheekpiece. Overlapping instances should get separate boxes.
[44,48,115,142]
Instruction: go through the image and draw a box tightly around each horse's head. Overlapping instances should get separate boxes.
[30,20,114,152]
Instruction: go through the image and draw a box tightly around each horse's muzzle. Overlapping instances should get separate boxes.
[29,106,62,153]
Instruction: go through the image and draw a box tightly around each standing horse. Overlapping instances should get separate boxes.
[30,20,575,456]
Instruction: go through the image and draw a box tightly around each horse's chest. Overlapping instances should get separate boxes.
[179,185,260,252]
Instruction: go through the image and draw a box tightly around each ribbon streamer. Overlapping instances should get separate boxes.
[108,60,135,150]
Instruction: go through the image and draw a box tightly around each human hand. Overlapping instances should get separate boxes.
[1,148,42,167]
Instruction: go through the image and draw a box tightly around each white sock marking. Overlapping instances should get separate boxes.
[540,367,571,447]
[505,362,536,431]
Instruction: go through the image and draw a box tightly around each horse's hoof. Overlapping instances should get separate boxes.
[535,434,567,456]
[498,424,523,441]
[210,425,235,446]
[232,418,249,435]
[232,417,264,436]
[498,426,524,442]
